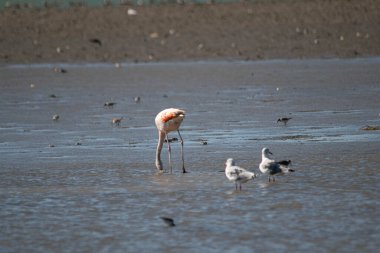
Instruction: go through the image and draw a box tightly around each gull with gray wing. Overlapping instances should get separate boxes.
[259,147,294,182]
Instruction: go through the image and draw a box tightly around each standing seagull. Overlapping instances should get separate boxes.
[259,147,294,182]
[225,158,256,190]
[155,108,186,173]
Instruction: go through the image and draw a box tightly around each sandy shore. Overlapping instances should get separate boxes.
[1,0,379,63]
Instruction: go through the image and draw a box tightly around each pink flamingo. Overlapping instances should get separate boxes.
[155,108,187,173]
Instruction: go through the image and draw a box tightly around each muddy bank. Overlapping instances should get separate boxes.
[1,0,380,63]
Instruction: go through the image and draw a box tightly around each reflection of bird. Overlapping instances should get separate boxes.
[160,217,175,227]
[277,117,292,125]
[155,108,186,173]
[259,148,294,182]
[225,158,256,190]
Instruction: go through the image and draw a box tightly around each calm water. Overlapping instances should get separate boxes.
[1,59,380,252]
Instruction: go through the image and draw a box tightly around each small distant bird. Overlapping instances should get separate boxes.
[259,147,294,182]
[104,102,116,108]
[225,158,256,190]
[277,117,292,126]
[134,96,141,103]
[160,217,175,227]
[155,108,186,173]
[52,114,60,121]
[112,117,123,126]
[164,137,178,143]
[53,67,67,73]
[49,94,57,98]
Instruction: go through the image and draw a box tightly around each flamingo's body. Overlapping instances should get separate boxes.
[225,158,256,190]
[259,147,294,182]
[155,108,186,173]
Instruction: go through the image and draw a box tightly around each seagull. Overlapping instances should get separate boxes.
[155,108,186,173]
[259,147,294,182]
[160,217,175,227]
[277,117,292,126]
[225,158,256,190]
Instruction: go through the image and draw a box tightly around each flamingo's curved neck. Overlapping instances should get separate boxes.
[155,131,166,170]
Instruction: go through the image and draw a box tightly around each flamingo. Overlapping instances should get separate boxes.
[225,158,256,190]
[259,147,294,182]
[155,108,186,173]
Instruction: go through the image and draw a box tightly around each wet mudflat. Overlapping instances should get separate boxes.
[1,58,379,252]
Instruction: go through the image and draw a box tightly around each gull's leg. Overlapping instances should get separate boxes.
[177,130,187,173]
[166,133,172,174]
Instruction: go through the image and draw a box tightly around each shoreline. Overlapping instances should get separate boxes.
[1,0,380,64]
[2,56,380,68]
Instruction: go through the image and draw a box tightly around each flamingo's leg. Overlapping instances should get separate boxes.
[166,133,172,174]
[177,130,187,173]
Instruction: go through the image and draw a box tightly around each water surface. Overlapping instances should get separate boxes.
[1,59,380,252]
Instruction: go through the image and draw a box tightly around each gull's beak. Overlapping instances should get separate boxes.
[269,151,273,155]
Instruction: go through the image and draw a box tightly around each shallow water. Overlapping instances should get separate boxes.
[1,59,380,252]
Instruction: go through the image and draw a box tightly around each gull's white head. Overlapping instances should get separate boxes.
[225,158,235,167]
[262,147,273,157]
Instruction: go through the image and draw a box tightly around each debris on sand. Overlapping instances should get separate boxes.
[89,38,102,46]
[127,8,137,16]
